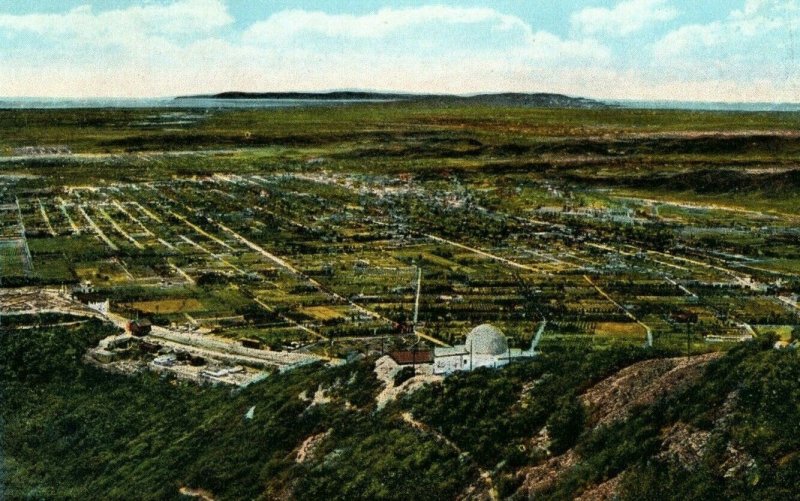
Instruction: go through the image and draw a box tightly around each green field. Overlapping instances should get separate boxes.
[2,104,799,354]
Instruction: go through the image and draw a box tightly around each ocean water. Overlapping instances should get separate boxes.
[609,99,800,112]
[0,97,389,110]
[1,96,799,112]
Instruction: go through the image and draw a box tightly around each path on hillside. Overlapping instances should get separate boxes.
[401,412,497,500]
[0,414,5,499]
[529,321,548,354]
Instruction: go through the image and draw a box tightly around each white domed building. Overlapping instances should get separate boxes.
[433,324,530,375]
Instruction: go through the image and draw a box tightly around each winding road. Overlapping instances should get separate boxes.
[401,412,497,500]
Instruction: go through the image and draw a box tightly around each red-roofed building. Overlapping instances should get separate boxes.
[388,350,432,365]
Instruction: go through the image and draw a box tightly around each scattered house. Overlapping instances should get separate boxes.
[91,349,117,364]
[706,334,755,343]
[670,311,699,324]
[241,338,262,350]
[104,335,134,350]
[175,351,206,367]
[13,145,72,156]
[188,355,206,367]
[139,341,160,353]
[438,295,464,303]
[74,280,94,294]
[88,298,110,315]
[128,318,152,337]
[202,366,245,378]
[89,334,134,363]
[152,354,177,367]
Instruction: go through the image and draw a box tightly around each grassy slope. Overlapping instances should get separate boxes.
[4,104,800,154]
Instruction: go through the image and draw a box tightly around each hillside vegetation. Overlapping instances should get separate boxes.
[2,322,799,499]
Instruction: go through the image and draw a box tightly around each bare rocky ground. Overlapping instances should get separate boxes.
[178,487,215,500]
[511,352,725,499]
[518,450,579,496]
[574,475,623,501]
[581,352,723,427]
[295,430,332,464]
[373,355,442,410]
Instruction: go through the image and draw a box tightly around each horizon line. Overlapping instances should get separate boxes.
[3,92,800,106]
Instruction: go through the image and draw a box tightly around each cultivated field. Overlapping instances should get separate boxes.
[1,104,799,358]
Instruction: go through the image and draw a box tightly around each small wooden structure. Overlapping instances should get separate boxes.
[241,338,262,350]
[128,318,152,337]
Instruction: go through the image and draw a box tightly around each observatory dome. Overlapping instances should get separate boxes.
[465,324,508,356]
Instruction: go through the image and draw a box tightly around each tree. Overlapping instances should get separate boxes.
[759,331,780,349]
[546,395,586,455]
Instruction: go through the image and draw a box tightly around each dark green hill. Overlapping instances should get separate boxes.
[176,91,609,109]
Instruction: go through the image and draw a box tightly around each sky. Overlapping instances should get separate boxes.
[1,0,799,102]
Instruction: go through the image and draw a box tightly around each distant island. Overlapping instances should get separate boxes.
[176,91,608,108]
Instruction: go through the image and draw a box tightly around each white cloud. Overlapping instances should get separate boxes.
[0,0,232,46]
[1,1,797,102]
[241,7,609,67]
[652,22,723,58]
[572,0,679,37]
[525,31,612,63]
[243,6,531,41]
[644,0,800,102]
[653,0,796,58]
[234,7,613,99]
[0,3,612,98]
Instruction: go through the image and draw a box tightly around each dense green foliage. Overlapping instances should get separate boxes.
[0,322,469,499]
[616,345,800,500]
[542,342,800,500]
[3,320,800,499]
[402,346,656,468]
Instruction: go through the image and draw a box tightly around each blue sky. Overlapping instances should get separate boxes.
[1,0,799,101]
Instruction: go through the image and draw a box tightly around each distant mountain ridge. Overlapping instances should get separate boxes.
[175,91,609,108]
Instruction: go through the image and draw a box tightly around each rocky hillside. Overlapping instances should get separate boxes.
[2,322,798,500]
